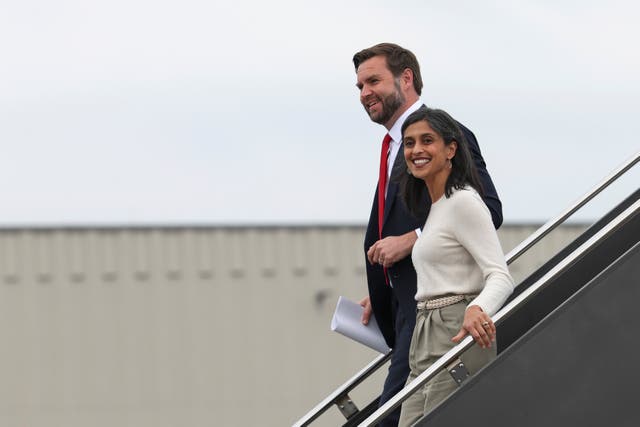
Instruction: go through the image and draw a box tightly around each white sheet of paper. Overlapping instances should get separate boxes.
[330,296,391,354]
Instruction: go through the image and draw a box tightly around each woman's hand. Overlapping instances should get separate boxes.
[451,305,495,349]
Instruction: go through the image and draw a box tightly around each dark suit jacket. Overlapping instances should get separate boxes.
[364,119,503,348]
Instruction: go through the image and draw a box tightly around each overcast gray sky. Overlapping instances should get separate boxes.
[1,0,638,226]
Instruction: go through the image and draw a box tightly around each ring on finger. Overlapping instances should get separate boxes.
[482,321,490,328]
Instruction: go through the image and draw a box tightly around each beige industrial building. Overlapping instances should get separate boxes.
[0,223,588,427]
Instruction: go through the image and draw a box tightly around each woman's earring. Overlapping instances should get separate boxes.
[407,167,412,175]
[448,158,453,169]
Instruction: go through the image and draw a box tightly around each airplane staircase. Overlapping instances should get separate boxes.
[294,152,639,427]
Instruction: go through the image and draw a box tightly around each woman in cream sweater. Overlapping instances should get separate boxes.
[397,106,514,426]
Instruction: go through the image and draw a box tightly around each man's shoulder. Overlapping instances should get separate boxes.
[455,120,477,142]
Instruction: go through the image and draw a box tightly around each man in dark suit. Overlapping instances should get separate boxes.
[353,43,503,426]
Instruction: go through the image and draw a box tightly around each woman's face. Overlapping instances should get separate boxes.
[403,120,456,182]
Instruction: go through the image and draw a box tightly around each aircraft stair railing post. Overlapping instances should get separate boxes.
[357,199,639,426]
[292,352,391,427]
[293,151,638,427]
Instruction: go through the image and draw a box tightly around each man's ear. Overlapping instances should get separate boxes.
[401,68,414,90]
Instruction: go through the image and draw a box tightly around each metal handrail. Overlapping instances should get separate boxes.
[293,151,639,427]
[358,200,639,425]
[292,352,391,427]
[504,151,639,265]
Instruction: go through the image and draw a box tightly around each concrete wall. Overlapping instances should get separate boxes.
[0,224,587,427]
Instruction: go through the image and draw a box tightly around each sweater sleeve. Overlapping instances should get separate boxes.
[451,190,514,316]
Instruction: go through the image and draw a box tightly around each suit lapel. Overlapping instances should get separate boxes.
[382,146,407,227]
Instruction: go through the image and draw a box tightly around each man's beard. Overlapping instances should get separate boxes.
[368,81,405,125]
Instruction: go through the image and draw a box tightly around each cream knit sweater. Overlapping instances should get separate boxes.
[412,187,514,316]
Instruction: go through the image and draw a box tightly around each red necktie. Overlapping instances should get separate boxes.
[378,134,392,285]
[378,133,392,238]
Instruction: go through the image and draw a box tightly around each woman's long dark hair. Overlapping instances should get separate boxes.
[398,106,484,218]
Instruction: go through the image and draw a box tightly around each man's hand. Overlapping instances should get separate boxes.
[367,231,418,268]
[359,296,372,325]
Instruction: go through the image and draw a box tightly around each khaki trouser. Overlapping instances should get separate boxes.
[398,298,496,427]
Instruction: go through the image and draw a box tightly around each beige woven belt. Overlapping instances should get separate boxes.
[417,294,477,311]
